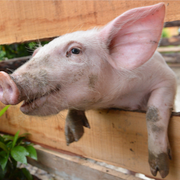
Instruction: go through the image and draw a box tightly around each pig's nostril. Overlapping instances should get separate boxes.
[0,85,4,101]
[0,84,13,98]
[0,85,3,93]
[7,84,13,93]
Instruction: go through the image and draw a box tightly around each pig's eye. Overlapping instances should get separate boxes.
[66,48,81,57]
[71,48,81,54]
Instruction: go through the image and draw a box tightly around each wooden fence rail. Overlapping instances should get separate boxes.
[1,0,180,45]
[0,104,180,180]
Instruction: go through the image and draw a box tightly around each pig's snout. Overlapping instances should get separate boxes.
[0,71,20,105]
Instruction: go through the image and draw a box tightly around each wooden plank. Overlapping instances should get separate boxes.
[0,56,31,73]
[160,36,180,47]
[165,20,180,27]
[0,103,180,180]
[28,146,142,180]
[158,46,180,52]
[161,53,180,64]
[1,0,180,45]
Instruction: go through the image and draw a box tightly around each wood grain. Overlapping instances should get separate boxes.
[158,46,180,52]
[28,146,142,180]
[161,53,180,64]
[0,102,180,180]
[1,0,180,45]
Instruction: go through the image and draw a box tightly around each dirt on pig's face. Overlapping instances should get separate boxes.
[11,30,107,116]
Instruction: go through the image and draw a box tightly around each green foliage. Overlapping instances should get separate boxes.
[0,106,37,179]
[162,28,170,38]
[0,41,49,61]
[0,105,10,117]
[0,131,37,180]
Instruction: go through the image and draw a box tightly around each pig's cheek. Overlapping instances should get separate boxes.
[36,94,67,116]
[88,74,98,89]
[33,96,47,110]
[36,97,58,115]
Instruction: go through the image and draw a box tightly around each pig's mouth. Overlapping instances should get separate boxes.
[21,96,47,113]
[20,85,61,114]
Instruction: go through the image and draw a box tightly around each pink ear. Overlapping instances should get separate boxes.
[99,3,165,70]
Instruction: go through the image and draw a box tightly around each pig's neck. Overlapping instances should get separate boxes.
[94,62,149,111]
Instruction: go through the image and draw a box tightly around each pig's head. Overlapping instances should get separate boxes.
[0,3,165,116]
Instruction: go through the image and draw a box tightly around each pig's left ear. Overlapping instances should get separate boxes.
[99,3,165,70]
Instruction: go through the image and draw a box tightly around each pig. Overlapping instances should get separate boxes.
[0,3,176,178]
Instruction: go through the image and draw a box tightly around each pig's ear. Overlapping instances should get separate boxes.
[99,3,165,70]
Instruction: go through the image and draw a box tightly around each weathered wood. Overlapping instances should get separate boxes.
[160,36,180,47]
[158,46,180,52]
[0,56,31,73]
[0,103,179,180]
[161,53,180,64]
[165,20,180,27]
[28,146,142,180]
[1,0,180,45]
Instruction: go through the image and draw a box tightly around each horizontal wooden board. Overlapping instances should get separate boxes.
[158,47,180,52]
[0,103,180,180]
[28,146,142,180]
[161,53,180,64]
[1,0,180,45]
[160,36,180,47]
[165,20,180,27]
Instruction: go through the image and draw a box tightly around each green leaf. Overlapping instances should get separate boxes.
[28,42,36,49]
[0,105,10,117]
[12,130,20,148]
[6,141,12,150]
[26,145,37,160]
[16,136,26,146]
[11,146,29,164]
[21,168,33,180]
[0,151,8,170]
[0,142,8,153]
[3,135,14,141]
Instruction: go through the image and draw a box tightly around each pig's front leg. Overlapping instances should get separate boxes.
[146,87,175,178]
[65,109,90,145]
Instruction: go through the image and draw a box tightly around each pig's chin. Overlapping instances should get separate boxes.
[20,94,61,116]
[20,96,46,115]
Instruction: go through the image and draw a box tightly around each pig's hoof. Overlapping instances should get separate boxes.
[65,109,90,145]
[149,151,170,178]
[65,124,84,145]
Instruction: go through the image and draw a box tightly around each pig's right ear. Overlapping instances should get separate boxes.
[99,3,165,70]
